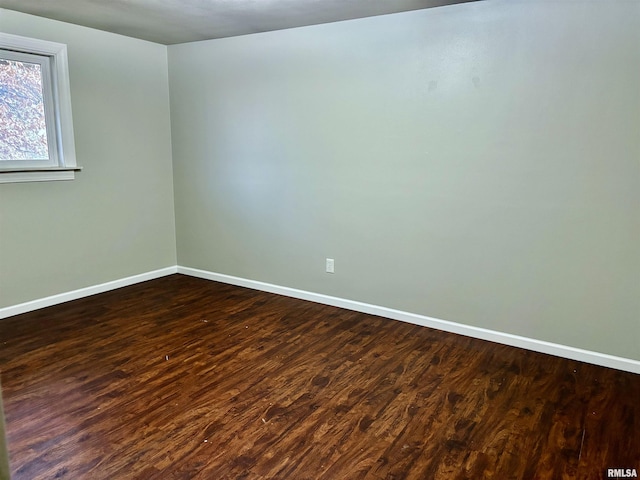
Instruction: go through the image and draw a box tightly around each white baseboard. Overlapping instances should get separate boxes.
[0,266,177,320]
[1,264,637,374]
[178,266,640,375]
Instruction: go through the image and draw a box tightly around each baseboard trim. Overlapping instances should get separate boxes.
[1,265,637,374]
[178,266,640,375]
[0,266,178,320]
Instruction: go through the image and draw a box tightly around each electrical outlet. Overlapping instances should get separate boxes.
[325,258,335,274]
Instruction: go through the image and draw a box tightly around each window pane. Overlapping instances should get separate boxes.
[0,58,49,161]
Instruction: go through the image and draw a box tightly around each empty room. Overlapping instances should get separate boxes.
[0,0,639,478]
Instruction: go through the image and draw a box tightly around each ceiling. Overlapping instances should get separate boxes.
[0,0,478,45]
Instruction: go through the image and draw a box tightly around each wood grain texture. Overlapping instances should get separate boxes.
[0,274,638,479]
[0,383,8,480]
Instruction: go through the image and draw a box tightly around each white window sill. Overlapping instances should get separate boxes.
[0,167,82,184]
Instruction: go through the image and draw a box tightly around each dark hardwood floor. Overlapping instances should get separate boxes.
[0,274,638,479]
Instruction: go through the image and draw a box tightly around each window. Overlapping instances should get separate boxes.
[0,33,79,183]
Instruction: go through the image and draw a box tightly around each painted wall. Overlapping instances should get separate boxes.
[0,9,176,307]
[169,0,640,360]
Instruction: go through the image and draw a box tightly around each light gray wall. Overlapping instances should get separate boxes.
[169,0,640,360]
[0,9,177,308]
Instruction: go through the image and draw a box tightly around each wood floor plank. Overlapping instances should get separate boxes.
[0,274,638,479]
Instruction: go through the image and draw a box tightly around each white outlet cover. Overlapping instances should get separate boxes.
[326,258,335,273]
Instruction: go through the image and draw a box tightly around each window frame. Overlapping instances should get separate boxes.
[0,33,80,183]
[0,49,58,169]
